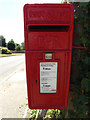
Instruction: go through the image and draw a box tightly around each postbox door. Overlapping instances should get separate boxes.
[26,51,71,109]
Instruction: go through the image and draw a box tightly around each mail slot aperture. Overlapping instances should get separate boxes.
[28,25,69,32]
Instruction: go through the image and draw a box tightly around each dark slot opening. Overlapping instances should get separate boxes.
[28,25,69,32]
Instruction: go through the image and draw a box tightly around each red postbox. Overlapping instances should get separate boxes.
[24,4,74,109]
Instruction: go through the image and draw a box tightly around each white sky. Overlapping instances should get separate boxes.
[0,0,62,44]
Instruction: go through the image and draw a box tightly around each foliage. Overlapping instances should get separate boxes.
[71,50,89,118]
[0,35,24,51]
[66,2,90,119]
[0,35,6,47]
[29,109,37,119]
[78,2,90,47]
[46,109,62,119]
[15,43,21,51]
[21,42,25,50]
[1,47,12,54]
[7,39,15,50]
[1,47,7,54]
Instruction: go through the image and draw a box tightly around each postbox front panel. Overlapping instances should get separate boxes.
[26,51,71,109]
[24,4,74,109]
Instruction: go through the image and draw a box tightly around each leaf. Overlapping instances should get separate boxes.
[80,3,88,8]
[86,72,90,78]
[73,100,80,108]
[79,112,88,118]
[81,78,90,92]
[79,105,89,112]
[79,95,88,104]
[82,57,90,65]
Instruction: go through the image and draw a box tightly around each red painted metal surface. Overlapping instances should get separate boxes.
[24,4,74,109]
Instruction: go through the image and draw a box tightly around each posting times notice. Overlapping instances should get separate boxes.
[40,62,57,93]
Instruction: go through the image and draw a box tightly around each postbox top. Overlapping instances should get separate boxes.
[24,4,74,26]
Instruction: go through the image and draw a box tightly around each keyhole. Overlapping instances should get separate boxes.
[36,80,37,83]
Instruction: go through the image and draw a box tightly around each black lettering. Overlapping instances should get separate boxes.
[43,67,51,70]
[45,85,51,87]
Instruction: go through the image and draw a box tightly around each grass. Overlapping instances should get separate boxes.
[0,53,24,57]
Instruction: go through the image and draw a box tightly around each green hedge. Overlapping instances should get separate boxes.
[1,47,12,54]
